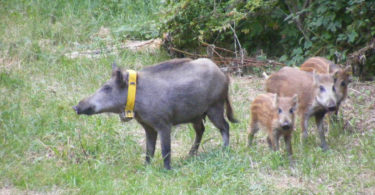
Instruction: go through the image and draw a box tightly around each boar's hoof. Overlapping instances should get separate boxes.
[321,144,329,152]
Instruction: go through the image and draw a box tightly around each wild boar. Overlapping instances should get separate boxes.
[266,67,337,150]
[300,57,352,115]
[73,58,238,169]
[248,93,298,161]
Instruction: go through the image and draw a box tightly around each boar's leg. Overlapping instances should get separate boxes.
[315,112,329,151]
[158,125,172,170]
[247,121,259,147]
[189,119,205,156]
[142,124,158,164]
[207,102,230,147]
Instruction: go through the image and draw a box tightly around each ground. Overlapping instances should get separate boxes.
[1,57,374,194]
[1,1,375,194]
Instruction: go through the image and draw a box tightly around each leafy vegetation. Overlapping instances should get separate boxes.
[1,0,375,194]
[162,0,375,79]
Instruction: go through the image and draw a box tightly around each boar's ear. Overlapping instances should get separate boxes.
[115,69,127,88]
[312,70,320,85]
[112,62,118,71]
[292,94,298,111]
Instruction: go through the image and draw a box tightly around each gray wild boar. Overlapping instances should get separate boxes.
[248,93,298,162]
[73,58,238,169]
[266,67,337,150]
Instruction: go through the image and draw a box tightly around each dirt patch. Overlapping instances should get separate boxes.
[0,186,73,195]
[0,57,22,71]
[65,28,162,59]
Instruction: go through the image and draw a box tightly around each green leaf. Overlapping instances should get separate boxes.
[347,31,358,43]
[304,40,312,49]
[279,55,288,62]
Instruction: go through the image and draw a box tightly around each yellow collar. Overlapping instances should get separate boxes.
[125,70,137,118]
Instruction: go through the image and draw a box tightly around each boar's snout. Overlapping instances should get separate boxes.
[72,102,96,115]
[72,106,78,114]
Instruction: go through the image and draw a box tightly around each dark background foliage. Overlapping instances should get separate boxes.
[160,0,375,80]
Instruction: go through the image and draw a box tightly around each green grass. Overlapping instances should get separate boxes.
[1,1,375,194]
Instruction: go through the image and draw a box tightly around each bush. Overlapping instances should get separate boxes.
[161,0,375,79]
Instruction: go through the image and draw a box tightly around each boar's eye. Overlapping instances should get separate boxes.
[102,85,112,92]
[332,86,336,92]
[341,81,346,87]
[278,108,282,114]
[319,85,326,92]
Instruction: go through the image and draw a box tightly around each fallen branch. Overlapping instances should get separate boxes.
[169,46,285,70]
[201,41,235,54]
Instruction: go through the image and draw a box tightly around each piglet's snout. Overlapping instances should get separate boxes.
[281,122,291,130]
[327,100,337,111]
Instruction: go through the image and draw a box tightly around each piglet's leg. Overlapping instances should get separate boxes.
[284,134,294,164]
[315,112,329,151]
[301,114,309,142]
[267,129,278,151]
[248,119,259,147]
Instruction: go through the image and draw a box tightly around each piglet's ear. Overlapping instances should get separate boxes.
[332,69,339,80]
[344,65,352,76]
[312,70,320,85]
[272,93,278,108]
[343,65,353,83]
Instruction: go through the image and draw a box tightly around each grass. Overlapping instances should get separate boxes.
[1,0,375,194]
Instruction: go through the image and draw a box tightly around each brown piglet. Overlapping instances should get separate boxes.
[300,57,352,115]
[266,67,338,150]
[248,93,298,161]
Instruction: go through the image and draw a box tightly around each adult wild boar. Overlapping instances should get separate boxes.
[73,58,238,169]
[266,67,337,150]
[300,57,352,115]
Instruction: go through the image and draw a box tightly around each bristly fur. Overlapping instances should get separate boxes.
[143,58,192,72]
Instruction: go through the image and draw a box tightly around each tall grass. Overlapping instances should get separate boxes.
[1,0,374,194]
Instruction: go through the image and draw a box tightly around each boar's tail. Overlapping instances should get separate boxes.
[225,96,238,123]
